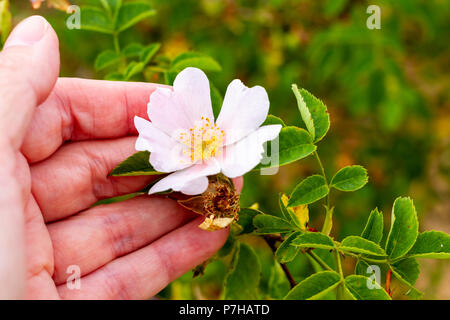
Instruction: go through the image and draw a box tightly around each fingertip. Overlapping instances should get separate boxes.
[0,15,60,104]
[3,15,49,49]
[0,16,60,149]
[3,15,60,104]
[31,17,60,103]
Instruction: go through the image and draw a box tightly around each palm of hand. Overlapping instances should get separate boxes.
[7,79,228,300]
[0,18,230,299]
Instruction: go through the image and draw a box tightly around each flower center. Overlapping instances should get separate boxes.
[179,117,225,163]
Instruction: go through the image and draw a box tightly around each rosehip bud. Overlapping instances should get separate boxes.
[177,174,240,231]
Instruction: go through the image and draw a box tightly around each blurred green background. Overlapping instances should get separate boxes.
[8,0,449,299]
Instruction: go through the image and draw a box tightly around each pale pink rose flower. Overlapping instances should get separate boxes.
[134,67,281,195]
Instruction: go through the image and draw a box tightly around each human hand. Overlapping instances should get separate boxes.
[0,16,238,299]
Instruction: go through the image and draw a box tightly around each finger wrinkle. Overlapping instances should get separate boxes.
[64,80,94,141]
[77,142,115,201]
[152,239,175,287]
[53,85,73,143]
[101,210,137,259]
[97,261,140,300]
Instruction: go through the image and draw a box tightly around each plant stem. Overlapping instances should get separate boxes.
[314,150,330,207]
[308,250,334,271]
[314,151,328,186]
[314,150,333,235]
[335,250,344,278]
[337,284,345,300]
[343,251,388,264]
[335,250,345,300]
[263,235,297,289]
[322,206,334,236]
[113,33,120,53]
[112,33,128,73]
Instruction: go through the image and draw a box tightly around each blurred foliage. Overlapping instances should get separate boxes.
[6,0,450,298]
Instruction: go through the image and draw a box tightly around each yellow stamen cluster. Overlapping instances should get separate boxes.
[179,117,225,163]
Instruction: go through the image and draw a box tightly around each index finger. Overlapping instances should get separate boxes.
[21,77,167,163]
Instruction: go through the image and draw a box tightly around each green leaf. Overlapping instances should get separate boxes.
[263,115,286,127]
[104,72,124,81]
[354,260,379,280]
[171,52,222,72]
[123,43,144,58]
[253,214,294,234]
[344,275,391,300]
[330,165,368,191]
[236,208,260,234]
[267,261,291,299]
[275,231,302,263]
[278,193,291,222]
[291,87,330,143]
[390,258,423,299]
[385,197,419,260]
[279,194,301,229]
[116,2,156,32]
[91,179,160,207]
[217,233,237,258]
[100,0,122,18]
[292,84,315,140]
[340,236,386,256]
[124,61,145,80]
[0,0,12,45]
[407,231,450,259]
[109,151,163,176]
[361,208,384,244]
[324,0,349,17]
[164,70,177,85]
[314,248,337,271]
[284,271,341,300]
[80,7,114,34]
[288,175,329,207]
[391,258,419,286]
[99,0,111,12]
[224,243,261,299]
[140,43,161,65]
[291,232,335,250]
[341,284,357,300]
[95,50,121,71]
[257,126,316,170]
[92,191,145,207]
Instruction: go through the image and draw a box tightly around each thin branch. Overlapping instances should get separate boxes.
[314,150,334,235]
[308,250,334,271]
[263,235,297,289]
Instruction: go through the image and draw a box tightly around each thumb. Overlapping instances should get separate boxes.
[0,15,60,150]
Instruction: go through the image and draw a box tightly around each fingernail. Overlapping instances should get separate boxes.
[4,16,48,49]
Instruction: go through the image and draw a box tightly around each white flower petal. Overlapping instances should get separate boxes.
[147,68,214,137]
[134,116,190,172]
[147,87,192,136]
[216,79,270,145]
[173,67,214,123]
[149,160,221,195]
[219,124,282,178]
[179,176,209,195]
